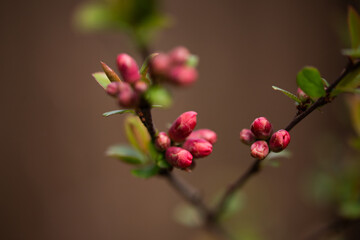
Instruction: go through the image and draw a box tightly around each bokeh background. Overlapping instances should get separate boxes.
[1,0,359,239]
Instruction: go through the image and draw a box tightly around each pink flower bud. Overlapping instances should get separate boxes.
[165,147,193,169]
[106,82,119,96]
[155,132,171,151]
[133,81,148,94]
[118,82,138,108]
[269,129,291,152]
[250,140,269,160]
[250,117,273,140]
[169,66,198,86]
[169,46,190,64]
[297,88,309,102]
[188,129,217,144]
[168,111,197,142]
[116,53,141,84]
[183,138,213,158]
[151,53,170,75]
[239,128,256,145]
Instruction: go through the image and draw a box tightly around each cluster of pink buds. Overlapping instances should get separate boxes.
[151,46,198,86]
[103,54,148,108]
[240,117,291,160]
[154,111,217,170]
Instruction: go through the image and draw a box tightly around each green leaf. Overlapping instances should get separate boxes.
[322,78,330,87]
[92,72,111,89]
[220,192,245,220]
[272,86,302,104]
[342,48,360,58]
[131,164,159,178]
[147,142,171,169]
[103,109,135,117]
[186,55,199,68]
[340,201,360,219]
[106,145,147,164]
[347,95,360,136]
[296,67,326,99]
[173,204,202,227]
[335,66,360,94]
[140,53,159,76]
[348,6,360,49]
[124,116,151,153]
[144,85,172,108]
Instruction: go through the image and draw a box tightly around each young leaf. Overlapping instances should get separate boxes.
[347,95,360,136]
[144,85,172,108]
[296,67,326,99]
[124,116,151,154]
[186,55,199,68]
[334,66,360,94]
[103,109,135,117]
[272,86,302,104]
[140,53,159,76]
[106,145,147,164]
[147,142,171,169]
[342,48,360,58]
[131,164,159,179]
[92,72,111,89]
[173,204,202,227]
[348,6,360,50]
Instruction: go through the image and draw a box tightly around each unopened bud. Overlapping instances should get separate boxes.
[183,138,213,158]
[106,82,119,96]
[116,53,141,83]
[168,111,197,142]
[151,53,170,75]
[169,46,190,64]
[188,129,217,144]
[165,147,193,169]
[251,117,273,140]
[169,66,198,86]
[297,88,309,102]
[118,82,138,108]
[269,129,291,152]
[100,61,121,82]
[134,81,148,94]
[239,128,255,145]
[155,132,171,151]
[250,141,269,160]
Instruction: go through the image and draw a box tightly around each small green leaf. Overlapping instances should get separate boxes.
[296,67,326,99]
[347,95,360,136]
[340,201,360,219]
[322,78,330,87]
[272,86,302,104]
[103,109,135,117]
[124,116,151,153]
[147,142,171,169]
[348,6,360,49]
[335,66,360,94]
[131,164,159,179]
[342,48,360,58]
[106,145,146,164]
[92,72,111,89]
[144,86,172,108]
[173,204,202,227]
[186,55,199,68]
[140,53,159,76]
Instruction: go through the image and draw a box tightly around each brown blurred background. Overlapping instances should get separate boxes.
[0,0,358,239]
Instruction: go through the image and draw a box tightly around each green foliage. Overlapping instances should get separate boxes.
[106,145,147,164]
[348,6,360,50]
[131,164,160,178]
[140,53,159,76]
[186,55,199,68]
[148,142,171,169]
[342,48,360,58]
[103,109,135,117]
[334,67,360,96]
[144,85,172,108]
[296,67,326,99]
[219,192,245,220]
[74,0,169,44]
[124,115,151,153]
[272,86,302,104]
[173,204,202,227]
[92,72,111,89]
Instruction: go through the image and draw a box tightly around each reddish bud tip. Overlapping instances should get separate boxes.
[269,129,291,152]
[250,117,273,140]
[116,53,140,83]
[297,88,309,102]
[188,129,217,144]
[183,138,213,158]
[100,61,121,82]
[118,82,138,108]
[169,46,190,64]
[151,53,170,75]
[168,111,197,142]
[106,82,119,96]
[239,128,256,145]
[250,140,269,160]
[165,147,193,169]
[133,81,148,94]
[155,132,171,151]
[169,66,198,86]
